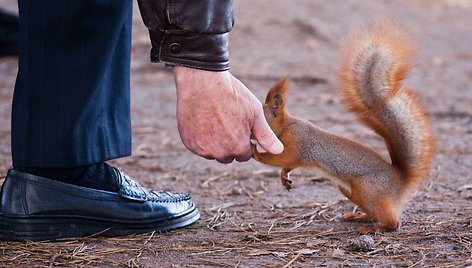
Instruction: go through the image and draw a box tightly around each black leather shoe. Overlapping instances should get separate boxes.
[0,169,200,241]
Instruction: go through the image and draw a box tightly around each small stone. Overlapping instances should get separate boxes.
[230,188,243,196]
[349,235,375,252]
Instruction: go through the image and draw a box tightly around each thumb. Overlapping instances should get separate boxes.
[252,110,284,154]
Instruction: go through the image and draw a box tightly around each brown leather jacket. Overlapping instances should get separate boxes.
[137,0,234,71]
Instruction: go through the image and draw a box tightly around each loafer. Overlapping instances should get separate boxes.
[0,169,200,241]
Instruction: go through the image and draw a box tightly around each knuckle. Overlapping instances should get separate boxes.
[215,154,234,164]
[236,153,252,162]
[234,143,252,162]
[217,158,234,164]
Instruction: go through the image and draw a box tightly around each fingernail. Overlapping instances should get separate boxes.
[269,139,284,154]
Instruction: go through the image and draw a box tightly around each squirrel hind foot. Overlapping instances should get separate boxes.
[343,212,372,222]
[358,221,401,234]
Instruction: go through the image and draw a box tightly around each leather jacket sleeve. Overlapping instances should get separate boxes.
[137,0,234,71]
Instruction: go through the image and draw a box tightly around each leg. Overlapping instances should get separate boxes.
[252,144,299,190]
[12,0,133,167]
[252,143,299,167]
[347,180,401,233]
[338,185,352,200]
[357,197,401,233]
[0,0,200,241]
[339,186,373,222]
[280,168,293,191]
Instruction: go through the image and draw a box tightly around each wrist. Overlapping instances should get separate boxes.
[172,65,225,79]
[173,66,230,94]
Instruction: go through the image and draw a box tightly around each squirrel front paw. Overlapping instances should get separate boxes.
[280,168,293,191]
[282,178,293,191]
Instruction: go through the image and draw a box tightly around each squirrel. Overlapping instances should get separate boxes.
[253,21,435,233]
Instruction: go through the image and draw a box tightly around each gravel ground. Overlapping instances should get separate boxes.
[0,1,471,267]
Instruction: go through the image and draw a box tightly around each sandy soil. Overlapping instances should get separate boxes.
[0,0,471,267]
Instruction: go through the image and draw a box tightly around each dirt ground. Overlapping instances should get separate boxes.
[0,0,471,267]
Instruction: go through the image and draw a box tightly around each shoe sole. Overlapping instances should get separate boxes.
[0,207,200,241]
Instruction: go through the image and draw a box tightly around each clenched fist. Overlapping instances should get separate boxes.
[173,66,283,163]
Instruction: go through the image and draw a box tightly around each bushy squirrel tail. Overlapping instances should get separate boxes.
[339,21,435,186]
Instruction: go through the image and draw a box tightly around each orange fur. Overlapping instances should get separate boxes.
[253,21,435,233]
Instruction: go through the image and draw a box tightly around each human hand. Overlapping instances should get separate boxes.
[172,66,284,163]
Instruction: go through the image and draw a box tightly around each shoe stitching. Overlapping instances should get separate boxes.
[113,168,191,203]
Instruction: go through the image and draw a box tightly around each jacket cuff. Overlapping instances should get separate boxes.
[149,29,230,71]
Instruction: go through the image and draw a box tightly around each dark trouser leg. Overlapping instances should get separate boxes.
[0,0,200,242]
[12,0,133,168]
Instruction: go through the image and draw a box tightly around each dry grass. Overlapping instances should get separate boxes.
[1,170,471,267]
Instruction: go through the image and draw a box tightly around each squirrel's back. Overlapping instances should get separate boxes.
[339,21,435,186]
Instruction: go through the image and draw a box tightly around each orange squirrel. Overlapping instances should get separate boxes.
[253,22,435,233]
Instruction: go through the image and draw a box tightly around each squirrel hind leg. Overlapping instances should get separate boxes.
[347,180,401,233]
[338,186,373,222]
[357,199,401,233]
[338,183,372,222]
